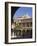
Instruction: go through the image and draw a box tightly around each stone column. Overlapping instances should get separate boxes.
[29,22,30,27]
[25,23,27,27]
[21,29,23,36]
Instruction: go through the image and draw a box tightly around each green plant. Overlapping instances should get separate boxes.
[15,22,22,30]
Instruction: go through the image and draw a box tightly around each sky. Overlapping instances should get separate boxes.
[13,7,32,19]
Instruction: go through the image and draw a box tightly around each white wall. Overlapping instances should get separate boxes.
[0,0,37,46]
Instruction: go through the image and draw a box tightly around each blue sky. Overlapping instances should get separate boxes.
[13,7,32,18]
